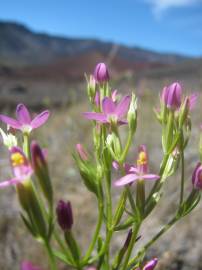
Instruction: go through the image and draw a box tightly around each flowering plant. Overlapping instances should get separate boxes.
[0,63,201,270]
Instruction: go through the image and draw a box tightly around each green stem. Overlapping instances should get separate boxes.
[121,223,141,270]
[179,150,185,205]
[146,153,169,205]
[120,130,133,163]
[128,216,178,268]
[83,200,104,263]
[44,240,58,270]
[53,230,74,264]
[23,132,31,159]
[105,168,112,227]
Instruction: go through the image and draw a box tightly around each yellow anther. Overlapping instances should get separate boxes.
[137,151,147,165]
[11,152,25,167]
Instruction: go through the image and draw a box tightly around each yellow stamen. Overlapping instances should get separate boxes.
[137,151,147,166]
[11,152,25,167]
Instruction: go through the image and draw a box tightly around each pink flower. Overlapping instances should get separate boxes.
[21,261,43,270]
[192,162,202,189]
[0,103,50,133]
[0,147,33,188]
[161,82,182,110]
[114,145,159,186]
[84,95,130,125]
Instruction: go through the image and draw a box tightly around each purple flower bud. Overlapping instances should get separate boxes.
[123,228,132,251]
[31,141,53,205]
[162,82,182,110]
[56,200,73,231]
[31,141,47,170]
[93,62,110,83]
[143,258,158,270]
[192,162,202,189]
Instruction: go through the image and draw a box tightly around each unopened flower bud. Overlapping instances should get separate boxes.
[127,93,137,133]
[123,228,132,251]
[179,96,190,128]
[31,141,53,206]
[143,258,158,270]
[56,200,73,231]
[192,162,202,189]
[93,62,110,83]
[162,82,182,110]
[87,75,96,101]
[76,144,89,161]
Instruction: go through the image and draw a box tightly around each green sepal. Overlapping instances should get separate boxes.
[20,213,37,237]
[54,250,74,266]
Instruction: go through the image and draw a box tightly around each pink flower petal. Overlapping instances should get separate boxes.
[115,95,131,117]
[0,178,21,188]
[0,115,21,129]
[189,93,197,111]
[102,97,116,114]
[114,173,139,187]
[83,112,107,123]
[142,174,160,181]
[31,110,50,129]
[16,104,31,124]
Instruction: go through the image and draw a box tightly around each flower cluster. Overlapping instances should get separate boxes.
[0,63,201,270]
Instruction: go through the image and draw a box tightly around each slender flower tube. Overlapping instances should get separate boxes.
[56,200,73,231]
[0,103,50,134]
[93,62,110,82]
[84,95,131,126]
[192,162,202,189]
[161,82,182,110]
[21,261,43,270]
[0,147,33,188]
[114,145,159,186]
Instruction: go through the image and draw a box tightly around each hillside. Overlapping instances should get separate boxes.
[0,21,190,69]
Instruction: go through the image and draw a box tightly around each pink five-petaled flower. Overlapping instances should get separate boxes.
[21,261,43,270]
[192,162,202,189]
[84,95,131,125]
[0,147,33,188]
[114,145,160,187]
[161,82,182,110]
[0,103,50,134]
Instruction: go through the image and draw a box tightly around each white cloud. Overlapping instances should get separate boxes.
[147,0,202,16]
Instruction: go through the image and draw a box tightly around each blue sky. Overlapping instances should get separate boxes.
[0,0,202,56]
